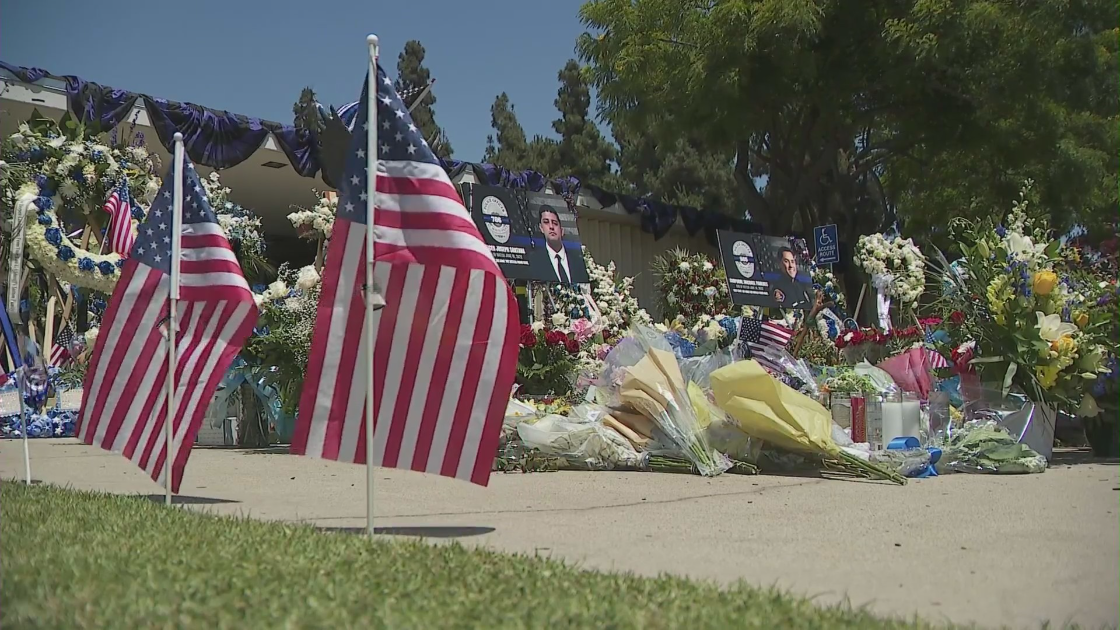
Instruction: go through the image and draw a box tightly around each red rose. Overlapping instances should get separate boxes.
[545,330,565,346]
[521,323,533,336]
[519,331,537,348]
[565,338,580,354]
[950,311,965,325]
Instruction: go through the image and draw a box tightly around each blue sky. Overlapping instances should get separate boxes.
[0,0,594,162]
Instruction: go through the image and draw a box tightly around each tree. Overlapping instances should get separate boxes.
[576,0,1117,250]
[396,40,453,158]
[292,86,324,135]
[551,60,616,186]
[482,92,558,173]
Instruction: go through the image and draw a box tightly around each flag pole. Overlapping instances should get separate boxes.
[364,34,380,538]
[165,132,185,507]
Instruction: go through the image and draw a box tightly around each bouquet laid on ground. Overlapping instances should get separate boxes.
[935,420,1047,474]
[599,325,731,476]
[932,182,1112,415]
[654,314,740,358]
[710,359,906,484]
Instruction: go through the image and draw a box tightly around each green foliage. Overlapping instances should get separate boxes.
[552,60,617,186]
[516,325,579,396]
[292,86,324,135]
[396,40,453,158]
[576,0,1117,249]
[482,93,558,173]
[3,482,954,629]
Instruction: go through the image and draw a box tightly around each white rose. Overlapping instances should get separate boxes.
[266,280,288,300]
[296,265,320,290]
[678,261,691,271]
[702,261,714,271]
[551,312,568,327]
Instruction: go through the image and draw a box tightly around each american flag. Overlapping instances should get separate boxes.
[103,179,136,256]
[738,318,795,374]
[291,67,518,486]
[76,157,257,493]
[925,348,950,370]
[49,326,74,367]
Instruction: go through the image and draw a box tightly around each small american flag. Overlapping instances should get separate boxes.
[49,326,74,367]
[76,157,257,493]
[291,67,518,486]
[925,348,950,370]
[738,318,795,374]
[103,180,136,256]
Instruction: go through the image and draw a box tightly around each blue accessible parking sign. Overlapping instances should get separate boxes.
[813,224,839,265]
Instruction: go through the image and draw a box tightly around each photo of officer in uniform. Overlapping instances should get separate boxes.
[770,246,815,309]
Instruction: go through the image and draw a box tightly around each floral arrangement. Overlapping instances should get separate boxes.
[244,263,322,413]
[200,171,272,282]
[811,263,846,311]
[651,248,735,321]
[288,193,336,241]
[549,247,650,342]
[517,322,581,396]
[855,233,926,305]
[935,182,1112,414]
[4,116,160,293]
[1,408,79,438]
[653,314,739,358]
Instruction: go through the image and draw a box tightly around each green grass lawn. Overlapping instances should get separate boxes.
[2,481,956,630]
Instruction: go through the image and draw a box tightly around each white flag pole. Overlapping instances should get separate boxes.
[364,34,380,537]
[165,132,185,507]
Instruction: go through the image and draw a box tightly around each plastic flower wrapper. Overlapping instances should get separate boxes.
[875,347,934,399]
[710,359,907,484]
[516,404,642,470]
[934,419,1047,474]
[598,325,731,476]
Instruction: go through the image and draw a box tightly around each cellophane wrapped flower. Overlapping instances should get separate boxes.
[933,181,1112,414]
[855,233,926,305]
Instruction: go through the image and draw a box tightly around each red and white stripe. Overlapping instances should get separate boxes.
[103,185,136,256]
[292,165,518,486]
[925,348,950,370]
[75,222,256,492]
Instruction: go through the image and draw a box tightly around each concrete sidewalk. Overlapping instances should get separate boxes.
[2,438,1117,629]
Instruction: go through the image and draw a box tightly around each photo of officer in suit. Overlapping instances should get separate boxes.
[530,205,588,284]
[771,247,815,309]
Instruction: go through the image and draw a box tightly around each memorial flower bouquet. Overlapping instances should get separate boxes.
[652,248,734,321]
[517,323,581,396]
[244,263,322,413]
[855,233,926,305]
[934,182,1111,414]
[288,192,336,241]
[549,247,650,343]
[201,171,272,282]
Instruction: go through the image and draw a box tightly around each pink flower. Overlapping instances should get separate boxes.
[570,318,595,343]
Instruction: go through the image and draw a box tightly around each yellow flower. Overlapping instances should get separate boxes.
[1074,311,1089,328]
[1035,364,1061,390]
[1032,270,1058,296]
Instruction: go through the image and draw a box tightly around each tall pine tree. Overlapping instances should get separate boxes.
[482,92,557,173]
[396,40,453,159]
[551,60,615,186]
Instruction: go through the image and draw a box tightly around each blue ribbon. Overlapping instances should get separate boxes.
[886,436,941,478]
[213,358,295,441]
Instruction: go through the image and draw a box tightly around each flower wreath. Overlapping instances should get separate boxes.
[3,121,159,293]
